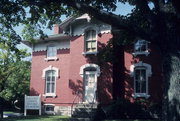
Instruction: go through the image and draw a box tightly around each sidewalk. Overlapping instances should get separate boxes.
[3,113,23,118]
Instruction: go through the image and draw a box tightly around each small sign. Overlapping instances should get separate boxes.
[24,95,41,116]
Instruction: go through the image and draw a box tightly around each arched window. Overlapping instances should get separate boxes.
[42,66,59,97]
[45,70,56,94]
[130,61,152,98]
[84,29,97,53]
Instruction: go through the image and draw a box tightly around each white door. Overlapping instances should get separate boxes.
[84,71,97,103]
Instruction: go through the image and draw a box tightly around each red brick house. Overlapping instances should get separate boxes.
[23,14,163,116]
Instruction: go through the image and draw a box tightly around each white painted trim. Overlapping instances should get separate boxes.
[133,40,150,56]
[83,26,98,54]
[42,65,59,78]
[42,66,59,98]
[84,71,97,103]
[43,93,56,98]
[80,64,100,77]
[130,62,152,98]
[132,51,150,56]
[130,61,152,77]
[44,104,55,115]
[82,51,98,56]
[44,57,59,61]
[132,93,150,99]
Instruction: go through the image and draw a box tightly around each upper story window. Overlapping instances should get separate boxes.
[47,46,57,57]
[133,40,150,56]
[130,61,152,99]
[45,45,58,61]
[83,29,97,55]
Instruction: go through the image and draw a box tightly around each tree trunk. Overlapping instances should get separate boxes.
[0,97,4,119]
[112,30,125,100]
[162,52,180,121]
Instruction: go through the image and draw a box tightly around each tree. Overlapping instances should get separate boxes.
[0,43,30,118]
[0,0,179,120]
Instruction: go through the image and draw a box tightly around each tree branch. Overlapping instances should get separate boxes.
[64,1,151,40]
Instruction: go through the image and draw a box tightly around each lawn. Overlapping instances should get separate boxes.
[1,115,70,121]
[1,116,158,121]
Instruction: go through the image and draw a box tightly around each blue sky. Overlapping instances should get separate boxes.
[17,2,134,51]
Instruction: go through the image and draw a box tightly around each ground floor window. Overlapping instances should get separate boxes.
[44,104,55,114]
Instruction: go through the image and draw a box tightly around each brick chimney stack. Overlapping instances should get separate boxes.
[54,24,63,34]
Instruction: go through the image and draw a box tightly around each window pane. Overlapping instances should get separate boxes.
[46,83,50,93]
[141,81,146,93]
[87,41,91,48]
[135,69,140,80]
[91,41,96,48]
[135,81,140,93]
[45,70,56,94]
[141,69,146,81]
[47,46,56,57]
[85,31,91,41]
[51,83,55,93]
[92,30,96,40]
[46,106,54,111]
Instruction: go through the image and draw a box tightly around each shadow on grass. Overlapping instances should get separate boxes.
[1,115,70,121]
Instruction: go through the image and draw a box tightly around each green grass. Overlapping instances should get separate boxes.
[1,115,70,121]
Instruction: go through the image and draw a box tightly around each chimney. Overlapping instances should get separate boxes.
[53,24,63,34]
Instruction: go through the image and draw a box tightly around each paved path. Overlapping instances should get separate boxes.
[3,113,23,118]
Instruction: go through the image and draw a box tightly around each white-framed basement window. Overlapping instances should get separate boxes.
[130,61,152,99]
[42,66,59,97]
[83,29,97,55]
[132,40,150,56]
[44,104,55,115]
[45,45,58,61]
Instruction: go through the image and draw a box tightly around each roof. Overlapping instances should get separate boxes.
[22,34,71,47]
[59,14,91,30]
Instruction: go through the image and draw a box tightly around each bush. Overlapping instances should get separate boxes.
[95,99,162,120]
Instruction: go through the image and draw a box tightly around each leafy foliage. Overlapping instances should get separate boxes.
[0,0,179,120]
[0,43,30,102]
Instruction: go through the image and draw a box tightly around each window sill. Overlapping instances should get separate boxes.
[132,93,150,99]
[43,93,56,98]
[82,51,98,56]
[44,57,58,61]
[132,51,150,56]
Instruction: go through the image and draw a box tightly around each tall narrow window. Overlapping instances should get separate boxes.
[47,46,57,58]
[45,70,56,94]
[134,68,147,94]
[85,30,97,52]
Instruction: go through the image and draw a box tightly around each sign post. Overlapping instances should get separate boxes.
[24,95,41,116]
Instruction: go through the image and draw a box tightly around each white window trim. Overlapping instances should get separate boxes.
[44,56,58,61]
[44,104,55,115]
[83,27,98,55]
[84,71,97,103]
[130,61,152,99]
[45,45,59,61]
[42,65,59,97]
[132,40,150,56]
[80,64,100,77]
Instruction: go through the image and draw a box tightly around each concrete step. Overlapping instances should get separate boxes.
[75,103,97,109]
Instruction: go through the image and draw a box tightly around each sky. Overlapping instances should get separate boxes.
[17,2,134,51]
